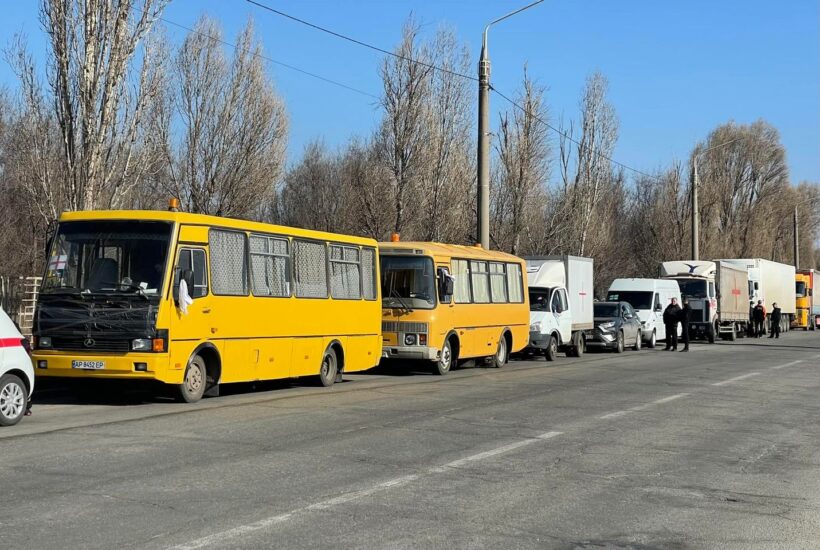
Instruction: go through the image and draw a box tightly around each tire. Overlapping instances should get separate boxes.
[493,335,508,368]
[0,374,27,426]
[614,331,624,354]
[632,331,641,351]
[728,325,737,341]
[573,333,585,358]
[544,335,558,362]
[176,355,207,403]
[434,338,454,375]
[318,348,338,387]
[707,324,716,344]
[647,330,656,349]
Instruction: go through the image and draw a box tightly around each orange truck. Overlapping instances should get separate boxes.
[793,269,820,330]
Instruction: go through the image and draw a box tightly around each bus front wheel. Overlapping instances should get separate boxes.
[176,355,207,403]
[318,348,338,387]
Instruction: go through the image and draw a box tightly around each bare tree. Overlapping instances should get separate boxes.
[375,19,433,236]
[492,68,550,255]
[157,17,288,218]
[36,0,169,210]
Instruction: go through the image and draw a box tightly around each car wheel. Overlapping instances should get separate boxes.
[632,331,641,351]
[545,335,558,362]
[647,330,656,349]
[0,374,27,426]
[614,331,624,353]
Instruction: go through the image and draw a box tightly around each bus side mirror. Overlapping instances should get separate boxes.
[443,275,455,297]
[174,269,195,303]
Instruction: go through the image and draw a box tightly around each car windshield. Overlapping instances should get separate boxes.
[529,288,553,311]
[42,220,172,297]
[677,279,707,299]
[594,303,619,318]
[606,291,653,310]
[380,255,436,310]
[796,281,807,297]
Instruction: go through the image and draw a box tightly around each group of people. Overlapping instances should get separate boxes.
[752,300,783,338]
[661,297,784,351]
[662,297,692,352]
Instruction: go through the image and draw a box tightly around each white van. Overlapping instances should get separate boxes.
[0,307,34,426]
[606,279,682,348]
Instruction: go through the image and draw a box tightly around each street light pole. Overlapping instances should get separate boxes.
[691,138,741,260]
[477,0,543,249]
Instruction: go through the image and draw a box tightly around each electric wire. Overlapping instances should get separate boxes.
[244,0,664,181]
[157,15,380,99]
[244,0,478,82]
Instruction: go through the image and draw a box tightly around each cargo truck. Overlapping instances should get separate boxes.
[660,260,750,342]
[525,256,593,360]
[718,258,796,333]
[793,269,820,330]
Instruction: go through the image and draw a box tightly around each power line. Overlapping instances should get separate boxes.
[491,86,663,182]
[244,0,662,181]
[157,15,380,99]
[244,0,478,82]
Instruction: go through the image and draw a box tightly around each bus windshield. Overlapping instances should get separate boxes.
[677,279,707,299]
[380,255,436,310]
[42,220,173,297]
[606,291,653,310]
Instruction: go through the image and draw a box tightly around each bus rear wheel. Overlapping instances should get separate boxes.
[492,335,508,368]
[319,348,338,387]
[176,355,206,403]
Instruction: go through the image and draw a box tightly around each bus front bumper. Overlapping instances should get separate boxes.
[31,352,177,383]
[381,346,439,361]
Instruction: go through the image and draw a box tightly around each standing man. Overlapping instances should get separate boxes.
[769,302,782,339]
[679,298,692,352]
[663,297,682,351]
[752,300,766,338]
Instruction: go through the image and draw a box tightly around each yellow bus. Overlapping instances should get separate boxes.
[380,241,529,375]
[32,206,381,402]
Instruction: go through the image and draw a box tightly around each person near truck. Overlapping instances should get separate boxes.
[752,300,766,337]
[663,297,682,351]
[769,302,782,339]
[679,298,692,352]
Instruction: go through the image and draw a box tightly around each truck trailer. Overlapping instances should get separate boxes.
[718,258,796,333]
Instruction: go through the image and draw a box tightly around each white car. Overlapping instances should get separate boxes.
[0,307,34,426]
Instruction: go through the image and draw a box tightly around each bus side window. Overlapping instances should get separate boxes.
[175,248,208,299]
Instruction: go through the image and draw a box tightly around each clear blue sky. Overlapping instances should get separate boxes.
[1,0,817,183]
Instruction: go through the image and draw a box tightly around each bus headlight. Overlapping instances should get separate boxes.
[37,336,52,349]
[404,334,417,346]
[131,339,152,351]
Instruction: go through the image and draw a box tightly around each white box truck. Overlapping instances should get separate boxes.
[718,258,796,332]
[606,278,682,348]
[525,256,593,360]
[660,260,751,342]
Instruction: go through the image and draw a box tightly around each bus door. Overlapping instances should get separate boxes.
[171,247,219,350]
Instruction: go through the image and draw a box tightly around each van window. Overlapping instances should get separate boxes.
[559,289,569,311]
[653,293,661,311]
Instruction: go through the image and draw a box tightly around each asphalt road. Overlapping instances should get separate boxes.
[3,333,820,549]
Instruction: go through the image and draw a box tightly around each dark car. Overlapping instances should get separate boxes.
[586,301,643,353]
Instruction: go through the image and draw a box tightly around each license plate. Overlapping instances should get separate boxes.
[72,360,105,370]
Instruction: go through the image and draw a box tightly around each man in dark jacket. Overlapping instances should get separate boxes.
[663,297,682,351]
[679,298,692,352]
[752,300,766,337]
[769,302,782,339]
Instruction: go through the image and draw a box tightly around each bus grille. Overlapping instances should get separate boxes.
[382,321,428,334]
[50,337,131,353]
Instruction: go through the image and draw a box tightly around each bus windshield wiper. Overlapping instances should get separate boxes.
[389,288,414,313]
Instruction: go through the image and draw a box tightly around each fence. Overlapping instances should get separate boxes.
[0,276,41,338]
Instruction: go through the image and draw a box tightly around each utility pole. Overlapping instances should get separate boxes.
[690,137,741,260]
[794,207,800,269]
[477,0,543,249]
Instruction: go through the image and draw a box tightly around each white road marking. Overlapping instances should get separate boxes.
[770,360,803,370]
[599,393,689,419]
[171,431,563,549]
[712,372,761,386]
